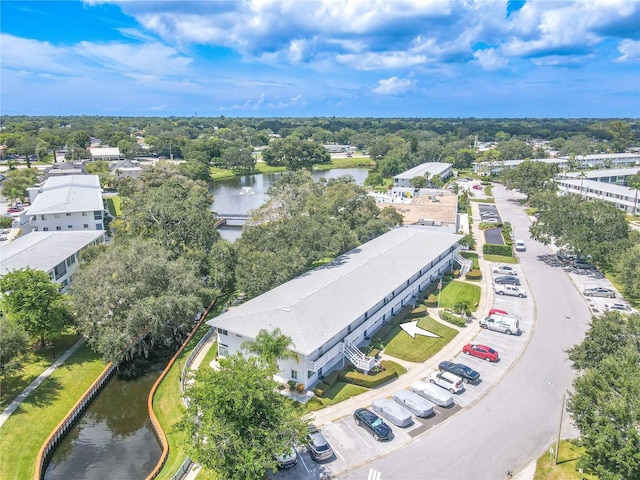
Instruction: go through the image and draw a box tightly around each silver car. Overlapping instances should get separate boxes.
[306,426,333,462]
[372,398,413,427]
[583,287,616,298]
[393,390,434,418]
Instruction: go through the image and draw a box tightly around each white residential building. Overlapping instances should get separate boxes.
[556,167,640,185]
[0,231,106,292]
[555,178,640,215]
[26,175,106,232]
[90,147,123,161]
[207,226,462,389]
[394,162,453,187]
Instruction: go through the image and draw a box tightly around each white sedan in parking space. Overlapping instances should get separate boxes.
[492,265,518,276]
[603,303,638,314]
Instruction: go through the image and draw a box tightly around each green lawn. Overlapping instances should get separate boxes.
[484,254,518,264]
[105,196,121,216]
[0,330,81,408]
[438,281,480,310]
[305,382,368,412]
[533,440,598,480]
[0,345,106,480]
[382,317,458,363]
[461,251,480,269]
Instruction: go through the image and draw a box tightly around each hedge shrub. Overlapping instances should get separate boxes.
[483,243,513,257]
[0,216,13,228]
[313,382,329,398]
[465,269,482,281]
[439,310,466,327]
[340,362,399,388]
[323,371,340,386]
[425,293,438,307]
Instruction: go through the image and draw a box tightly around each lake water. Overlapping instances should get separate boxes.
[212,168,370,241]
[44,372,162,480]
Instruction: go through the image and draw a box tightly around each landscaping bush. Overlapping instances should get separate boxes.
[368,348,380,358]
[323,370,340,386]
[461,251,480,269]
[0,216,12,228]
[312,382,330,398]
[340,362,399,388]
[439,310,467,327]
[425,293,438,307]
[465,269,482,281]
[483,244,513,257]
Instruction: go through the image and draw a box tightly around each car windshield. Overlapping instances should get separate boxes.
[371,418,383,428]
[487,348,496,354]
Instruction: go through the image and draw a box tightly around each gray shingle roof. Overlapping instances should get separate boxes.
[208,227,460,356]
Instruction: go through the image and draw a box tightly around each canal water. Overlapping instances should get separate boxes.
[44,371,162,480]
[43,167,369,478]
[212,168,369,241]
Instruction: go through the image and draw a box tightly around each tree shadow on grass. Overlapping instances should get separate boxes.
[11,376,63,412]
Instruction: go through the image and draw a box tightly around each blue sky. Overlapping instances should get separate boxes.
[1,0,639,117]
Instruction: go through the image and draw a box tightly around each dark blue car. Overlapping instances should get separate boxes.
[353,408,393,441]
[438,360,480,383]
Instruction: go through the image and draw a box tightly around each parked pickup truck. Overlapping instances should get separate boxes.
[494,284,527,298]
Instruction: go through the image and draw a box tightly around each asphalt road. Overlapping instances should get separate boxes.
[338,185,591,480]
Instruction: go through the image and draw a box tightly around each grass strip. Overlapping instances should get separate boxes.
[0,344,106,480]
[104,196,121,216]
[0,331,80,408]
[304,382,368,412]
[484,254,518,264]
[383,317,458,363]
[533,439,598,480]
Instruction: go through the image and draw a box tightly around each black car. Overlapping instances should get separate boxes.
[494,275,521,286]
[573,259,596,270]
[438,360,480,384]
[353,408,392,441]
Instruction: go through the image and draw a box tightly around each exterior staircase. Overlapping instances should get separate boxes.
[455,253,473,275]
[342,342,377,372]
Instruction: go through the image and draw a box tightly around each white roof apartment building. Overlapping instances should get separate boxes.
[207,226,462,389]
[555,178,640,216]
[394,162,453,188]
[89,147,123,161]
[556,167,640,185]
[0,230,106,292]
[26,175,106,232]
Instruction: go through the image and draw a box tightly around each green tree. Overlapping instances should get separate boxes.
[71,240,206,363]
[178,159,212,182]
[529,194,628,263]
[627,173,640,217]
[566,312,640,479]
[501,159,557,199]
[608,120,633,153]
[85,160,113,187]
[614,243,640,298]
[1,168,39,204]
[179,354,309,480]
[241,328,298,369]
[262,137,330,170]
[0,268,72,347]
[221,146,256,173]
[410,175,428,188]
[0,317,29,378]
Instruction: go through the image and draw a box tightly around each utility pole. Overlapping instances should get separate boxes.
[555,393,566,465]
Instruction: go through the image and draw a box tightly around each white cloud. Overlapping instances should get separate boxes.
[473,48,509,70]
[337,52,427,71]
[615,39,640,63]
[371,77,414,95]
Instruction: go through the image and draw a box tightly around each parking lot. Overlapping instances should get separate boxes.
[273,264,534,480]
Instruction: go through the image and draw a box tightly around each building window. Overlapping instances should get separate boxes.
[291,370,298,380]
[56,226,61,231]
[218,329,228,336]
[94,210,103,220]
[83,224,89,229]
[96,224,103,230]
[60,279,68,288]
[53,261,67,280]
[219,344,229,357]
[41,215,45,221]
[68,225,73,229]
[42,227,48,231]
[66,255,76,267]
[82,212,88,216]
[66,213,72,216]
[307,370,315,379]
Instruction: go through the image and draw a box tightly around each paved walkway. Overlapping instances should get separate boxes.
[0,337,85,428]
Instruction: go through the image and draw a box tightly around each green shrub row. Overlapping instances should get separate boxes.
[465,268,482,280]
[439,310,466,327]
[425,293,438,307]
[0,216,13,228]
[339,362,399,388]
[483,243,513,257]
[461,251,480,269]
[313,382,330,397]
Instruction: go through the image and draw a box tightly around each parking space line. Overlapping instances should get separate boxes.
[341,418,372,449]
[331,443,345,461]
[298,450,310,473]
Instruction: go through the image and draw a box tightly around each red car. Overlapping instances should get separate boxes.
[6,207,22,214]
[463,344,499,362]
[472,184,483,190]
[488,308,508,317]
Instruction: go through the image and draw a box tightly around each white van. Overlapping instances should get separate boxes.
[515,239,526,252]
[410,380,454,407]
[479,314,520,335]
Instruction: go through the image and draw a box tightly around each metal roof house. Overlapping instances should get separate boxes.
[0,230,106,292]
[26,175,106,232]
[89,147,123,161]
[393,163,453,188]
[556,167,640,185]
[207,226,462,389]
[555,178,640,215]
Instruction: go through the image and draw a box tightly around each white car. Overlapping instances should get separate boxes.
[492,265,518,276]
[428,371,464,394]
[495,284,527,298]
[603,303,637,314]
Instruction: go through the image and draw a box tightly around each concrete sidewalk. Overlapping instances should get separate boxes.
[0,337,85,428]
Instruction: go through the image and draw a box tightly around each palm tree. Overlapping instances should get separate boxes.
[578,171,588,199]
[241,328,298,369]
